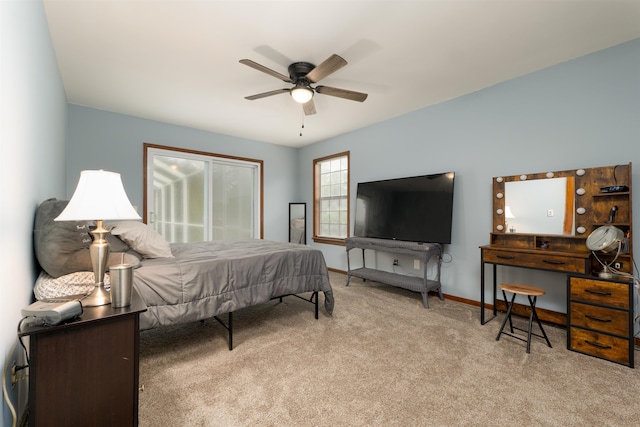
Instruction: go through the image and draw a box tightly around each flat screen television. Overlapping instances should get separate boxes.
[353,172,455,244]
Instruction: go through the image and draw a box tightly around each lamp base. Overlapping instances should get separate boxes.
[598,271,616,279]
[597,265,617,279]
[82,284,111,307]
[85,219,112,307]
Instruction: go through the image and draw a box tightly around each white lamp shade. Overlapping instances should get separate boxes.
[55,170,141,221]
[290,86,313,103]
[586,225,623,253]
[504,206,515,219]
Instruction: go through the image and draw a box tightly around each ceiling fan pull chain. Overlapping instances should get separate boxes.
[300,110,305,136]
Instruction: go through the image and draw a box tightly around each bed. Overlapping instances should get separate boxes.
[33,199,334,348]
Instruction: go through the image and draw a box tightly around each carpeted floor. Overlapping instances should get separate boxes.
[138,271,640,426]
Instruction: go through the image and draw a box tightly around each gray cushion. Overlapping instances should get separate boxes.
[34,198,141,278]
[108,221,173,258]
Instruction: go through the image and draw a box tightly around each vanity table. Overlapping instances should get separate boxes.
[480,163,634,330]
[480,236,590,324]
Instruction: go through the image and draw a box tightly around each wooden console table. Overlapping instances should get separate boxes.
[346,237,443,308]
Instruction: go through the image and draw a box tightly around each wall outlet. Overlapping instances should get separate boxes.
[11,361,18,386]
[547,209,554,217]
[393,259,398,266]
[414,259,420,269]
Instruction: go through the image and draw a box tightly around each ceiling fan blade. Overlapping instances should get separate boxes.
[244,89,290,100]
[303,99,317,115]
[315,85,368,102]
[305,54,347,83]
[239,59,293,83]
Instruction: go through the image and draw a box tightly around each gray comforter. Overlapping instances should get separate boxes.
[133,239,334,330]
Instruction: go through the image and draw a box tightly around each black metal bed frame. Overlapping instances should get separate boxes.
[213,291,319,350]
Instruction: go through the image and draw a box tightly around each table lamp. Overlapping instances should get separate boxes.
[55,170,141,306]
[586,224,624,278]
[505,205,515,233]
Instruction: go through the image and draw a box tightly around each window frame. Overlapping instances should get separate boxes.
[312,151,350,246]
[143,143,264,241]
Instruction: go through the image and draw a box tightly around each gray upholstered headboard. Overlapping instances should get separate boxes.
[33,198,140,278]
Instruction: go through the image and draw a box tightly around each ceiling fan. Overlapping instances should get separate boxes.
[239,54,368,115]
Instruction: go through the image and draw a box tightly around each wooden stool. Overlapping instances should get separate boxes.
[495,283,552,353]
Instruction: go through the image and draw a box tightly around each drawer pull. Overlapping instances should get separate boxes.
[585,315,612,323]
[584,289,612,296]
[543,260,566,265]
[496,255,515,260]
[584,340,612,350]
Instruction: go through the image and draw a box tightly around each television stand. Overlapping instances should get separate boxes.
[345,237,444,308]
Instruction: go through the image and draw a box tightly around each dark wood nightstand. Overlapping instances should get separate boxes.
[19,291,147,426]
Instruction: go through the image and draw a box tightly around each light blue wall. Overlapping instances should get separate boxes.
[299,38,640,313]
[0,1,68,424]
[67,106,299,241]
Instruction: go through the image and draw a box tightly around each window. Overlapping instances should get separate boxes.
[144,143,263,243]
[313,151,349,245]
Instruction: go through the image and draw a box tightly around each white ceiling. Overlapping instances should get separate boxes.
[43,0,640,148]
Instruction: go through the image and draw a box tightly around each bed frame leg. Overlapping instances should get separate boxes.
[274,292,319,319]
[228,312,233,351]
[214,292,318,351]
[213,312,234,351]
[313,292,319,319]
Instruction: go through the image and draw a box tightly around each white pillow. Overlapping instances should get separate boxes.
[108,221,173,258]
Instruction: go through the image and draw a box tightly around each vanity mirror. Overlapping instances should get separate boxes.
[504,177,574,235]
[494,170,578,236]
[490,163,633,273]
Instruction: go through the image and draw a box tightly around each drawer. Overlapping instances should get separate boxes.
[483,249,587,273]
[569,277,630,309]
[569,327,631,366]
[569,302,629,336]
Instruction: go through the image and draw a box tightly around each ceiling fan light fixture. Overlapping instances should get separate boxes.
[290,84,313,104]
